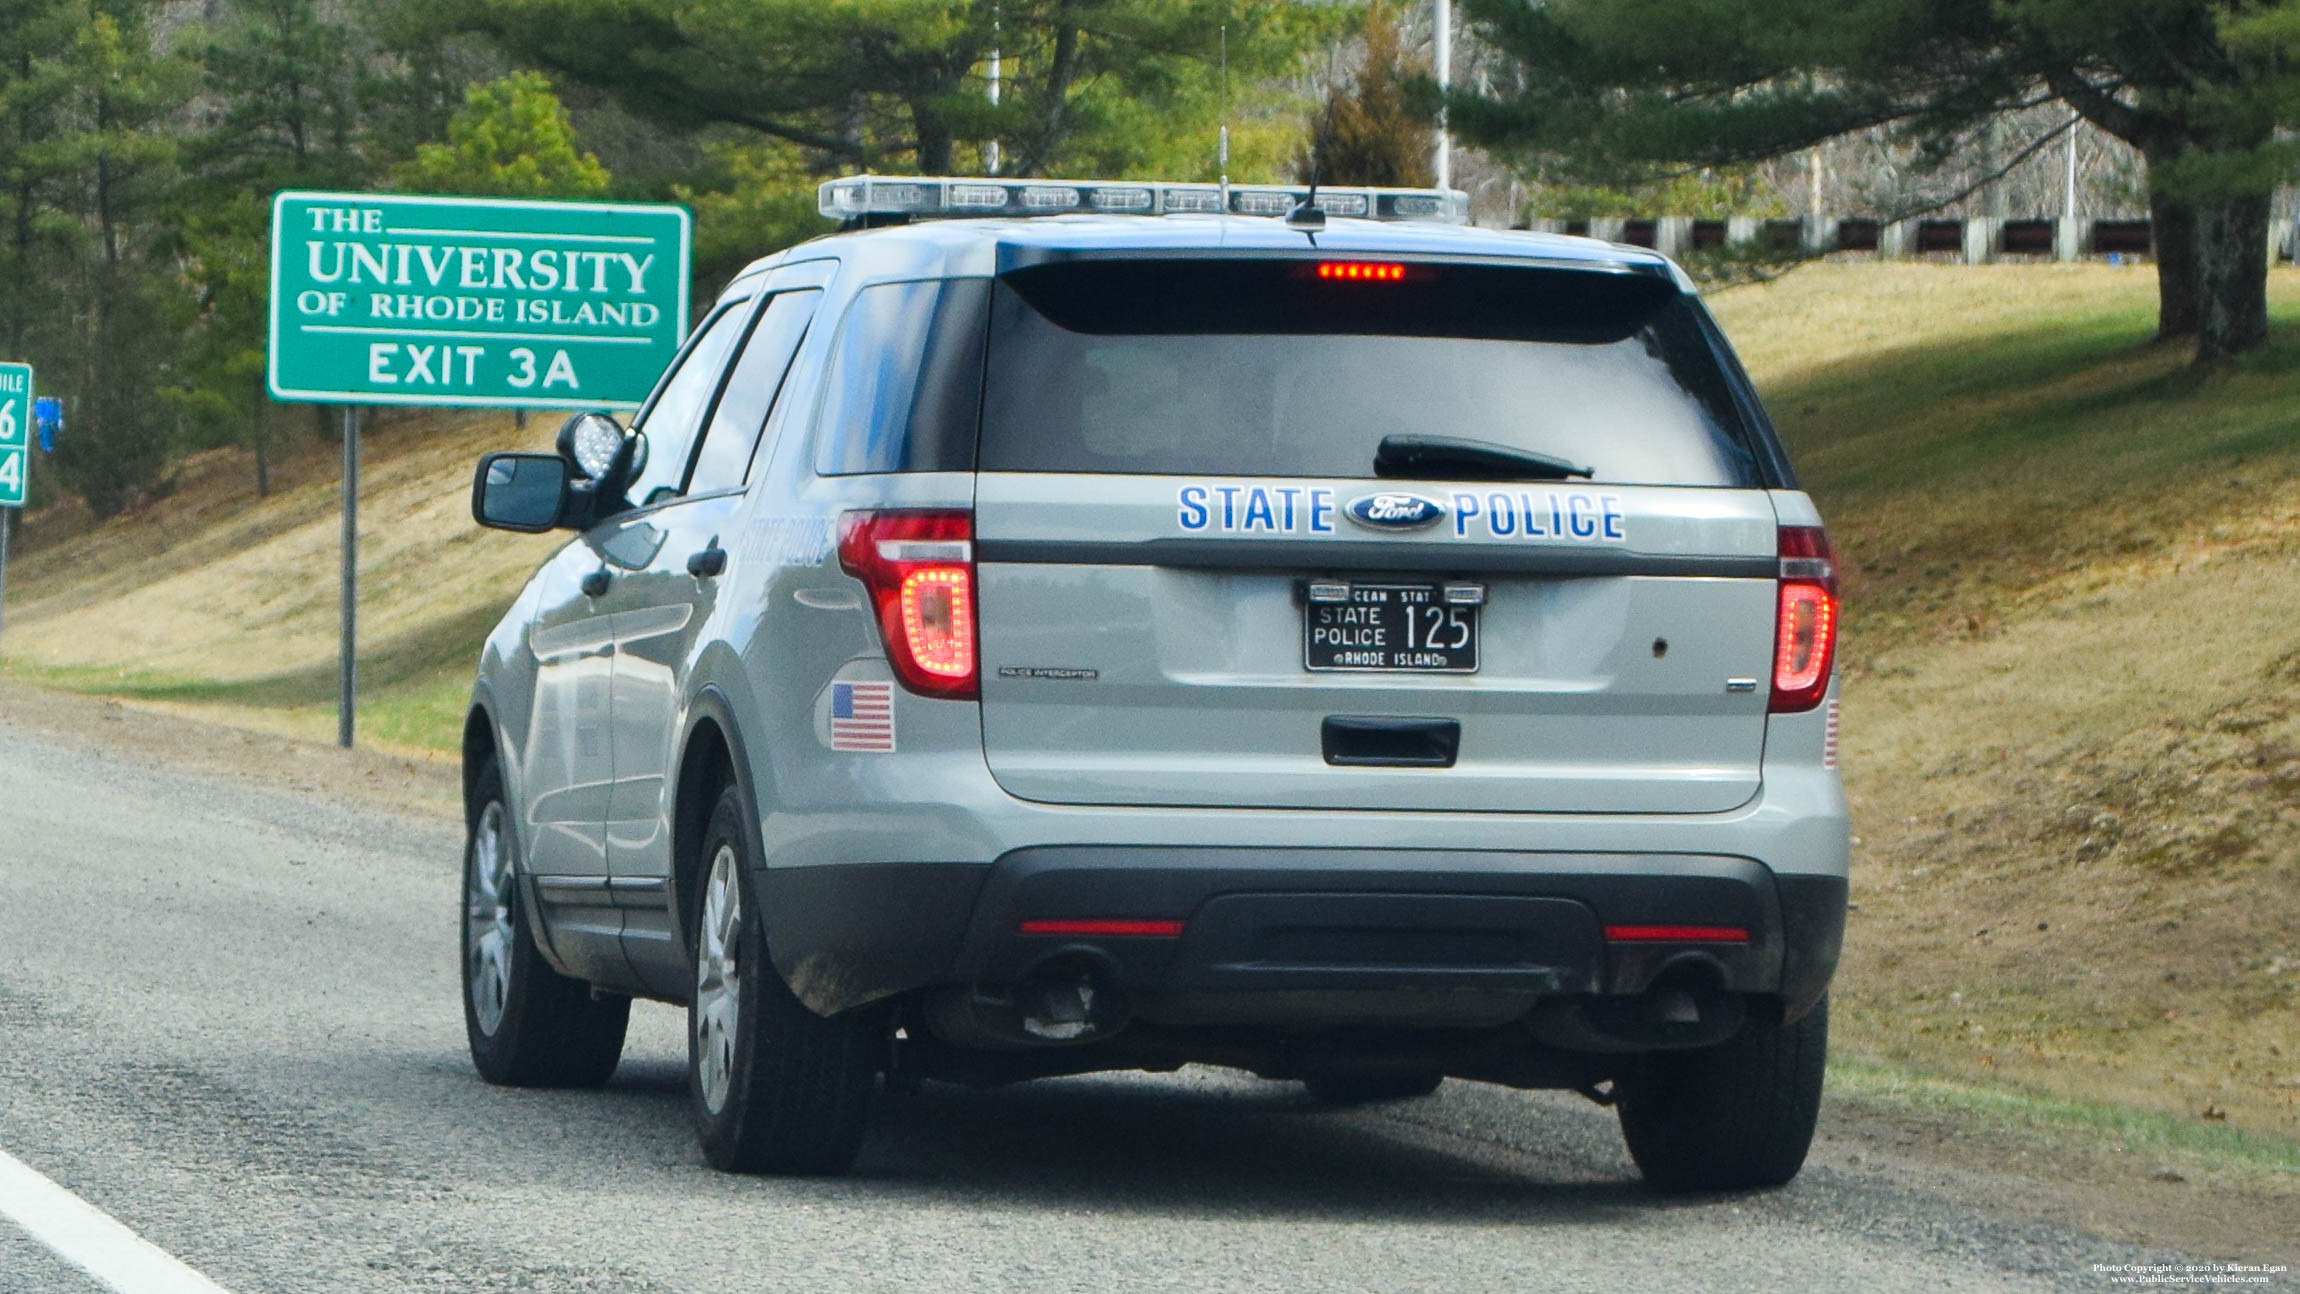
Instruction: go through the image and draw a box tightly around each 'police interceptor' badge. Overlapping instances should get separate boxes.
[1344,492,1447,531]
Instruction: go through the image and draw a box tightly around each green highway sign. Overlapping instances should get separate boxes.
[268,191,691,409]
[0,361,30,508]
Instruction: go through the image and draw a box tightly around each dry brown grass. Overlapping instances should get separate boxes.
[0,408,563,750]
[1711,262,2300,1141]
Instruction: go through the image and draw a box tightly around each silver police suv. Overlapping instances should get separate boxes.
[460,176,1849,1191]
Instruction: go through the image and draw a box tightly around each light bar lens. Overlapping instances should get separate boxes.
[948,183,1008,209]
[1093,187,1153,212]
[1021,185,1081,210]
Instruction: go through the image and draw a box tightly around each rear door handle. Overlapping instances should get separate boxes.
[580,568,611,598]
[686,542,727,579]
[1321,715,1460,768]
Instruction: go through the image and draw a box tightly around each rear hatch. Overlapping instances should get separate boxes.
[973,256,1783,814]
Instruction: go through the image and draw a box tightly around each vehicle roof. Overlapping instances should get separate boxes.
[732,213,1689,293]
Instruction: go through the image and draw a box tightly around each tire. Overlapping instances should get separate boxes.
[1303,1070,1445,1105]
[690,786,887,1175]
[462,755,630,1088]
[1615,994,1828,1193]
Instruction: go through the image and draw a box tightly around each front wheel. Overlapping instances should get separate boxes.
[1615,995,1828,1193]
[461,755,630,1087]
[690,786,887,1175]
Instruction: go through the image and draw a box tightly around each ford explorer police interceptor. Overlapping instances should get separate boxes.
[459,175,1848,1191]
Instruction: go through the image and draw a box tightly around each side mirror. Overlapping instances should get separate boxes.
[472,452,572,532]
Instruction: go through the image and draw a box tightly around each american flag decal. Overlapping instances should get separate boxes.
[830,681,896,751]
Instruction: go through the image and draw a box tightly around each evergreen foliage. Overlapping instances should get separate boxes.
[444,0,1328,180]
[1298,1,1432,188]
[1446,0,2300,365]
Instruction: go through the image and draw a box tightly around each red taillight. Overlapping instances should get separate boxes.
[1316,261,1406,281]
[1771,525,1839,714]
[838,510,978,699]
[1603,925,1750,943]
[1018,919,1186,938]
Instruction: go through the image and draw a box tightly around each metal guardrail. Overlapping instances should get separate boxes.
[1524,215,2300,264]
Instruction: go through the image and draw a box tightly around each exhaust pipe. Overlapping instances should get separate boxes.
[1527,956,1746,1053]
[925,954,1132,1049]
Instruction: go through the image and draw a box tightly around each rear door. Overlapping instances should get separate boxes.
[973,256,1783,814]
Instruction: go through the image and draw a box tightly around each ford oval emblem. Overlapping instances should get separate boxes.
[1345,491,1447,531]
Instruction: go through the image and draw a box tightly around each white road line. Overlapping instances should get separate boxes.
[0,1148,233,1294]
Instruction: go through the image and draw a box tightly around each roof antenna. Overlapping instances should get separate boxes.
[1218,24,1230,213]
[1288,150,1326,237]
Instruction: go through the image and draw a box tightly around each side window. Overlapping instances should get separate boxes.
[685,289,820,496]
[814,278,989,475]
[625,300,753,507]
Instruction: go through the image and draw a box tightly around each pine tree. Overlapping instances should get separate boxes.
[0,0,82,362]
[43,2,197,517]
[1298,2,1433,188]
[1448,0,2300,366]
[174,0,364,493]
[436,0,1327,180]
[391,71,610,197]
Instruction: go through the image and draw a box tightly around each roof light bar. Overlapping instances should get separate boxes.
[819,175,1470,225]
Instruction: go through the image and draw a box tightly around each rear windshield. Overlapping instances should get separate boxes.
[980,259,1765,486]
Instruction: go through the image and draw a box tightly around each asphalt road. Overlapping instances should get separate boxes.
[0,721,2272,1293]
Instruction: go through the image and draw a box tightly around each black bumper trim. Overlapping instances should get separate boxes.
[759,846,1846,1020]
[1776,872,1847,1019]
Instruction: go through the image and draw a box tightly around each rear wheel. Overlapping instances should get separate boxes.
[1615,994,1828,1193]
[462,755,630,1087]
[690,786,887,1175]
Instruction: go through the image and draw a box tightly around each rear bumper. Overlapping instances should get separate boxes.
[761,847,1845,1029]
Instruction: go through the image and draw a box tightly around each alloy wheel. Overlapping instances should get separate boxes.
[694,845,743,1115]
[465,802,516,1036]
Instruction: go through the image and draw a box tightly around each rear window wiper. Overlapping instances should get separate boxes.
[1374,435,1593,482]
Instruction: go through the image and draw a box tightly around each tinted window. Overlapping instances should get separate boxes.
[814,279,989,474]
[980,260,1763,487]
[686,289,820,495]
[627,300,752,505]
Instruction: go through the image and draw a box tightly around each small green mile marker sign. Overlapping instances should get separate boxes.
[268,191,691,409]
[0,361,30,507]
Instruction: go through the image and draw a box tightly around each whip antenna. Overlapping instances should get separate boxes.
[1218,24,1230,210]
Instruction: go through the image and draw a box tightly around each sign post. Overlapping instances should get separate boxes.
[0,361,31,655]
[268,192,690,746]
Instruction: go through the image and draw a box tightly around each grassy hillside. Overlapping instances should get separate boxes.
[1710,263,2300,1141]
[3,261,2296,1144]
[0,410,559,752]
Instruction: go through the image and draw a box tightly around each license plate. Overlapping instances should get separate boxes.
[1303,582,1480,673]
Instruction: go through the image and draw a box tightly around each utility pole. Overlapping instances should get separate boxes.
[2063,120,2078,220]
[1433,0,1452,190]
[2058,116,2082,262]
[986,10,1001,176]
